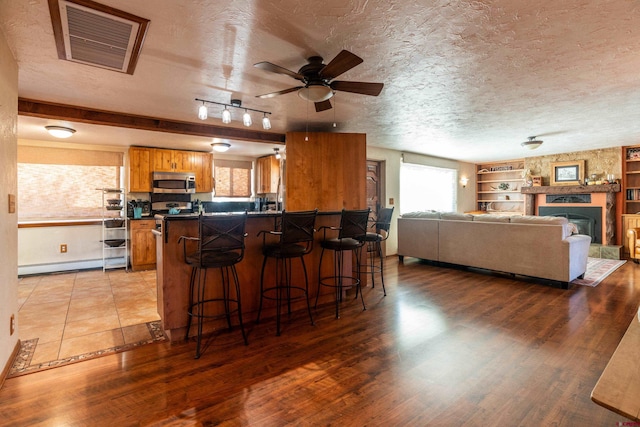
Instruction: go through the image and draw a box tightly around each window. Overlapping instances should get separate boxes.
[214,159,252,197]
[400,162,457,214]
[17,146,124,220]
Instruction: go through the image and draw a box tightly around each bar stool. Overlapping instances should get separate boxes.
[256,209,317,336]
[179,212,248,359]
[316,208,370,319]
[357,207,394,296]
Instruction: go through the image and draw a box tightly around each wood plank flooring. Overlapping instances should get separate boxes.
[1,257,639,426]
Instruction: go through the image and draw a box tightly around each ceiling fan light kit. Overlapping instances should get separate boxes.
[195,98,271,129]
[298,86,333,102]
[521,136,543,150]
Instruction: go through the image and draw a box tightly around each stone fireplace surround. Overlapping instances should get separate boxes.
[521,183,620,245]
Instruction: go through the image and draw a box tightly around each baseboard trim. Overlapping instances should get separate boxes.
[18,259,103,276]
[0,340,21,390]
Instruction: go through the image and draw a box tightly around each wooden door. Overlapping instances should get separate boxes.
[130,219,157,270]
[194,152,213,193]
[366,160,381,221]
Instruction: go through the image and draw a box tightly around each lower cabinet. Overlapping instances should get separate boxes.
[130,219,157,271]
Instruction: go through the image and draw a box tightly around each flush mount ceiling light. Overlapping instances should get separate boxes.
[298,85,334,103]
[211,142,231,153]
[521,136,544,150]
[45,125,76,138]
[195,98,272,129]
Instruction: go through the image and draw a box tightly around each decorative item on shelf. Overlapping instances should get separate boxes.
[532,176,542,186]
[498,182,510,190]
[522,168,533,187]
[478,168,489,173]
[550,160,585,186]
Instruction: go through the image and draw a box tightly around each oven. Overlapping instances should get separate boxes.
[152,171,196,194]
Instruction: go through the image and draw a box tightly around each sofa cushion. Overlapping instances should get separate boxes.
[472,214,512,223]
[510,215,573,239]
[401,211,441,219]
[440,212,474,221]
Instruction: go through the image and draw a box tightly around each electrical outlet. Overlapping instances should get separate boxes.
[10,314,15,335]
[60,244,67,253]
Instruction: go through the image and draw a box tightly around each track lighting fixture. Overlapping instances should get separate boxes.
[45,125,76,138]
[195,98,272,129]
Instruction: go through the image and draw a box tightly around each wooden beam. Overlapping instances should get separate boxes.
[18,98,285,144]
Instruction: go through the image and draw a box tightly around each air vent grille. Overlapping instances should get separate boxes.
[49,0,150,74]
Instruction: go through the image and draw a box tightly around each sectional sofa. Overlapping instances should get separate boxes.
[397,212,591,288]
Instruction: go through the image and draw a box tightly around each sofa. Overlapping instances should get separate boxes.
[397,212,591,288]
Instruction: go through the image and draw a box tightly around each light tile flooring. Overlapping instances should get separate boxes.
[17,268,160,365]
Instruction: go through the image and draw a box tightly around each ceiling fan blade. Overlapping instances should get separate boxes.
[319,50,363,80]
[315,99,332,112]
[330,81,384,96]
[254,61,304,81]
[256,86,303,99]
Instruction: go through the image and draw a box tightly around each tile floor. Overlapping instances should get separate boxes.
[17,268,160,365]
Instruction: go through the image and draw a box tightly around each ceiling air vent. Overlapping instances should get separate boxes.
[48,0,150,74]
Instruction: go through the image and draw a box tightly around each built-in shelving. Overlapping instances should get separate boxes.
[475,160,525,215]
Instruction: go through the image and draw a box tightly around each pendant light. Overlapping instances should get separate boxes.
[221,107,231,124]
[198,102,208,120]
[262,113,271,130]
[243,110,252,127]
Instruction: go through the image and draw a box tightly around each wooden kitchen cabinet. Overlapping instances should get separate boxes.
[256,155,280,194]
[193,152,213,193]
[130,219,157,271]
[153,148,195,173]
[129,147,153,192]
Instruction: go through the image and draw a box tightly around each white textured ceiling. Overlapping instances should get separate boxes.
[2,0,640,162]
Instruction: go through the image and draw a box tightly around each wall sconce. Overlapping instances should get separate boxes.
[460,177,469,188]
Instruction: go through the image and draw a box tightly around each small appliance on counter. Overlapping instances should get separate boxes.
[127,199,151,218]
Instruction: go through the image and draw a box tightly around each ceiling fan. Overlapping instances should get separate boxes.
[254,50,384,112]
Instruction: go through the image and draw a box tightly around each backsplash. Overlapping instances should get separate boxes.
[524,147,621,186]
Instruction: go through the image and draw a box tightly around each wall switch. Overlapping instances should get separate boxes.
[389,198,394,205]
[60,244,67,253]
[8,194,15,213]
[10,314,15,335]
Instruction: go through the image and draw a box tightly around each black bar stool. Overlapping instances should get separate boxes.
[179,212,248,359]
[357,207,394,296]
[315,208,370,318]
[256,209,317,336]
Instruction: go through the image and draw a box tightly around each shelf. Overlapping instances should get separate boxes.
[99,187,127,271]
[477,179,523,184]
[478,190,521,194]
[477,169,524,175]
[478,199,524,203]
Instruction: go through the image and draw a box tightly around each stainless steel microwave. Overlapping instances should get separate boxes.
[152,171,196,194]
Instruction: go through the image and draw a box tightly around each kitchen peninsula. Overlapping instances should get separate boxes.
[153,131,367,340]
[154,211,349,339]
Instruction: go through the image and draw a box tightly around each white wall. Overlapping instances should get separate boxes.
[366,146,476,255]
[0,30,19,377]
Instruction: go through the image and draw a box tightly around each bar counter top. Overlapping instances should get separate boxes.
[154,210,355,340]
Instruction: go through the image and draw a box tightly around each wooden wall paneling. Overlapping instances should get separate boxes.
[285,132,366,211]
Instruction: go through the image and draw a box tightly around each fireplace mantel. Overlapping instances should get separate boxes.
[521,183,620,195]
[520,183,620,244]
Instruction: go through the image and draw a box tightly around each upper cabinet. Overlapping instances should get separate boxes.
[128,147,213,193]
[256,155,280,194]
[153,148,195,173]
[193,152,213,193]
[129,147,152,192]
[475,159,525,215]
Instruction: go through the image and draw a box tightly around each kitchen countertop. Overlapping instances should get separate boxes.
[154,210,342,221]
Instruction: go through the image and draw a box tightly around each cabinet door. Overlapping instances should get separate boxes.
[194,152,213,193]
[153,149,174,172]
[129,147,152,192]
[256,155,280,193]
[130,220,157,270]
[173,150,195,173]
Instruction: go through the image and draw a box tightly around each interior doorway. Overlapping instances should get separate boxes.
[366,160,384,220]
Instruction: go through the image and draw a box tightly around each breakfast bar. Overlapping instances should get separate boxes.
[153,211,355,340]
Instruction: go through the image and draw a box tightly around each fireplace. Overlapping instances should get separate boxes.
[538,206,601,243]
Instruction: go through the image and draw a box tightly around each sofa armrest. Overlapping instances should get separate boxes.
[564,234,591,282]
[628,228,640,259]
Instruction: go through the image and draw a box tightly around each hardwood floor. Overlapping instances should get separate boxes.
[1,257,639,426]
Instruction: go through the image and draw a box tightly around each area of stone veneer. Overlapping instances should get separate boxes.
[524,147,621,186]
